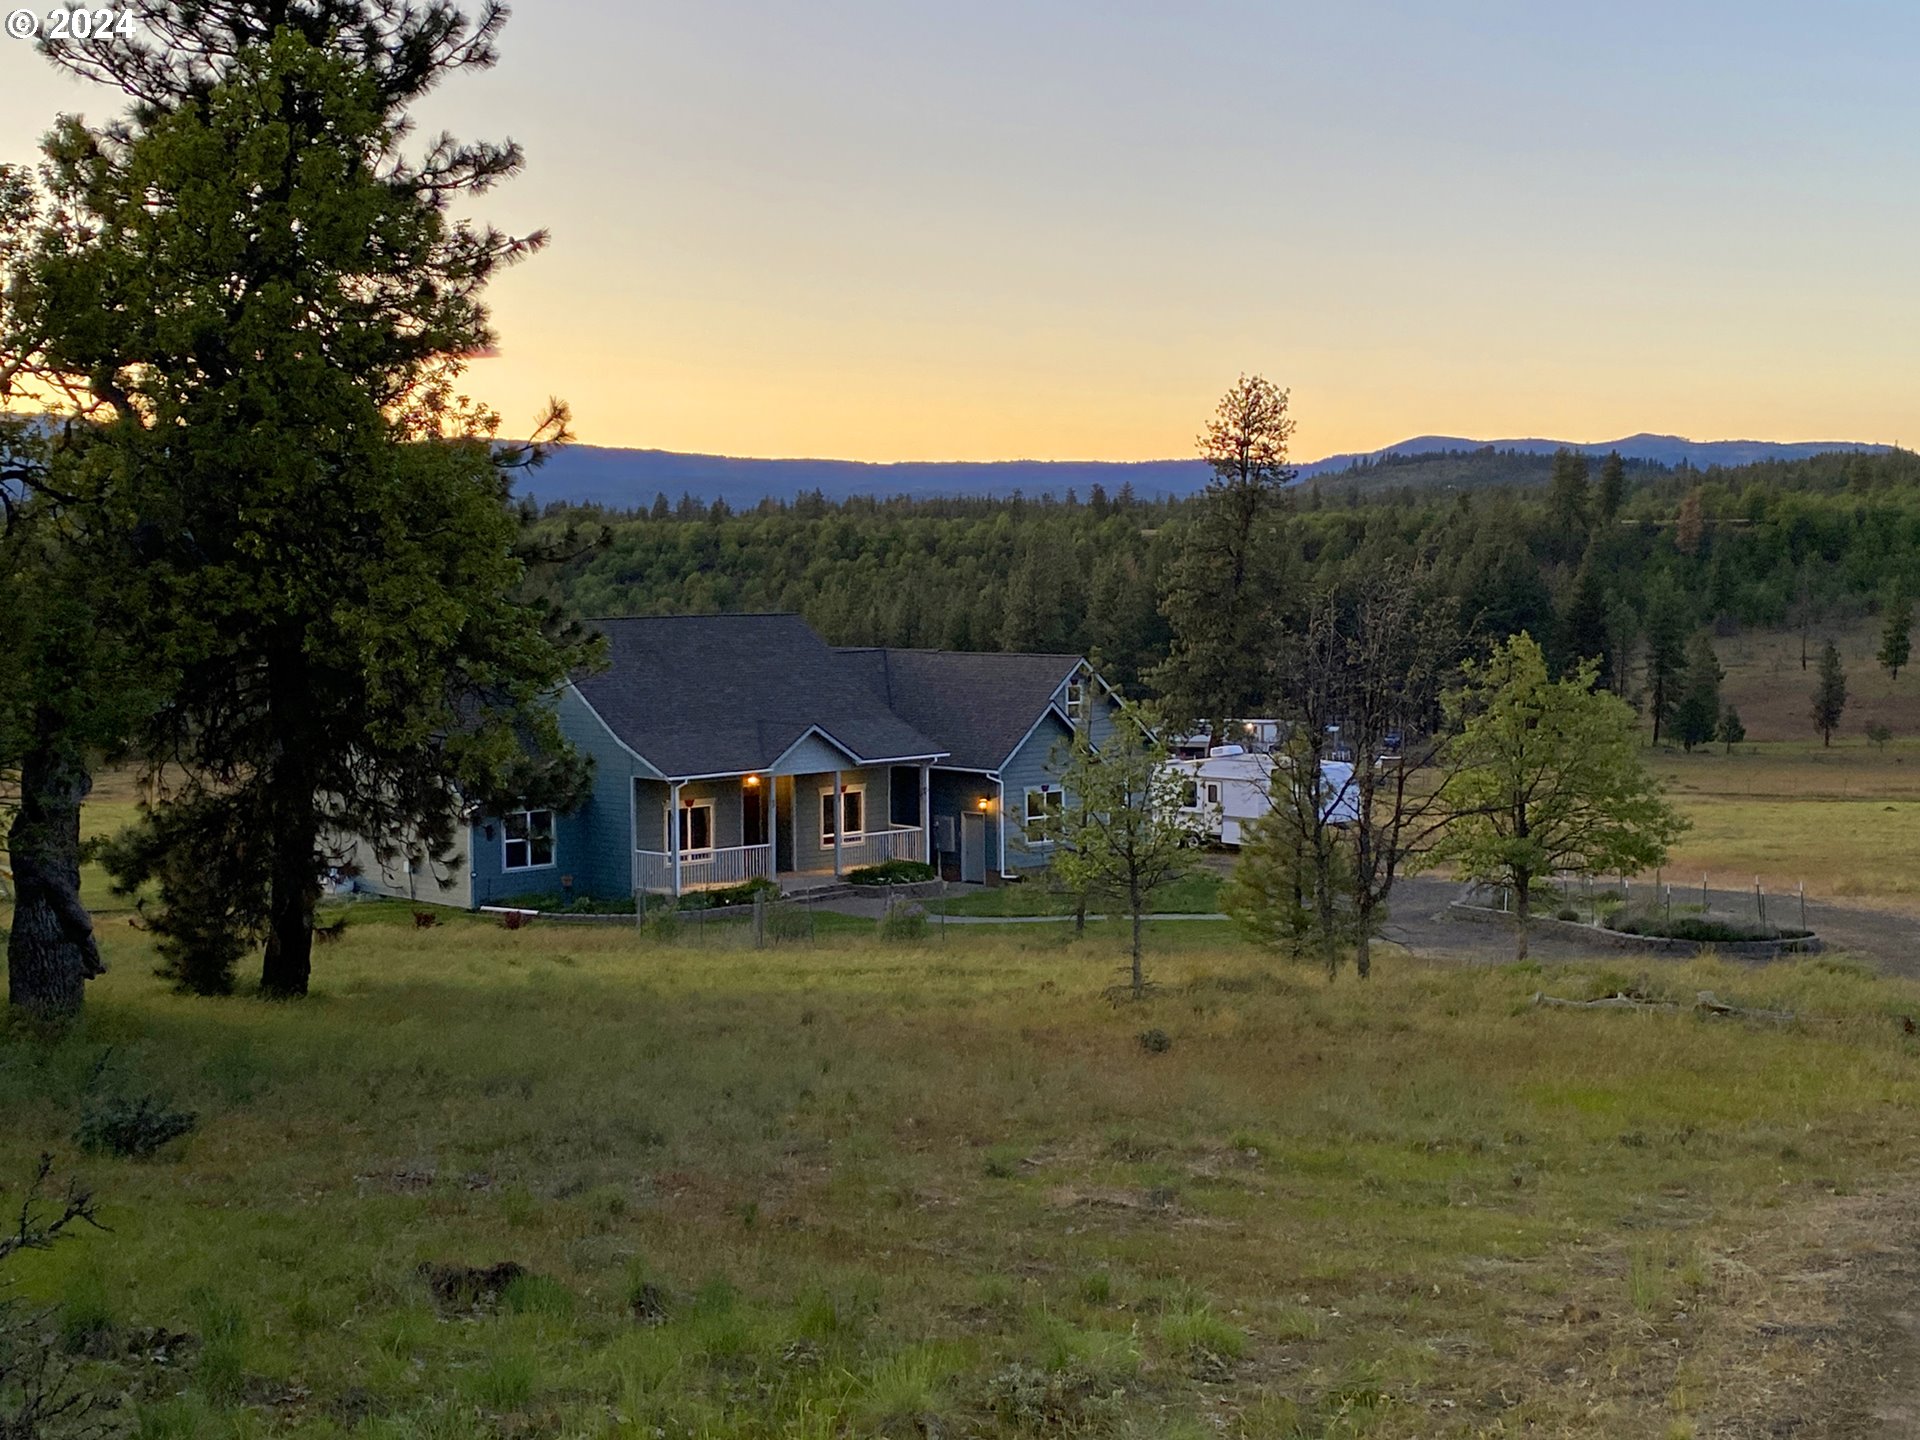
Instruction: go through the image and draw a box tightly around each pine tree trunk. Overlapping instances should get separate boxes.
[259,654,319,998]
[1354,930,1371,980]
[1513,875,1531,963]
[258,785,319,998]
[6,741,104,1020]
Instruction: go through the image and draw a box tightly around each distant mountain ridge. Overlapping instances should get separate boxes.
[513,434,1894,510]
[1298,432,1893,477]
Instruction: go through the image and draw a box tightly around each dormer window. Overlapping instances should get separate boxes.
[1064,676,1089,729]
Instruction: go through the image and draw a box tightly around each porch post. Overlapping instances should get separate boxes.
[767,774,779,882]
[996,775,1007,877]
[670,779,683,898]
[832,770,844,877]
[919,762,932,865]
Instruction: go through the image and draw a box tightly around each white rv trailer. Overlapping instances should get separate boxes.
[1167,747,1359,847]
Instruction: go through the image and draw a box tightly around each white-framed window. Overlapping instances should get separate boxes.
[820,784,864,846]
[1204,782,1221,807]
[677,802,714,858]
[1024,786,1063,844]
[1179,779,1200,810]
[502,809,555,871]
[1064,676,1089,729]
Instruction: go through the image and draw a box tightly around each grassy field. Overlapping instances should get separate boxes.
[1644,740,1920,909]
[5,903,1920,1437]
[1714,618,1920,746]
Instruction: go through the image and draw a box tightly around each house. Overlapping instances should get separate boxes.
[345,614,1124,906]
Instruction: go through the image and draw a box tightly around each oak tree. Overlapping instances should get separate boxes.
[1429,634,1685,961]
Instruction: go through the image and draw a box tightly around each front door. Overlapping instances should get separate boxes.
[742,783,768,847]
[960,811,987,884]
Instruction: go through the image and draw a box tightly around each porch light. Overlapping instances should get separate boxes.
[744,775,762,787]
[975,796,992,812]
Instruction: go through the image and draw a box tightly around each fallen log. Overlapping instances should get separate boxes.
[1533,990,1801,1023]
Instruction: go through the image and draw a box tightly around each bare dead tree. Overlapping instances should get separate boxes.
[0,1155,110,1438]
[1271,566,1465,978]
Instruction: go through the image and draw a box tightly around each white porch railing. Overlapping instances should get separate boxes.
[634,843,773,895]
[850,827,924,865]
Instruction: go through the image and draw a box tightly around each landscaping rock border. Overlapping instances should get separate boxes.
[1446,900,1822,959]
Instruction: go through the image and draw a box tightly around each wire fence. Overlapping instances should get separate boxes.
[1485,871,1813,939]
[603,882,958,950]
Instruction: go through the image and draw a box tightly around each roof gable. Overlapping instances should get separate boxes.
[573,615,947,778]
[835,647,1088,772]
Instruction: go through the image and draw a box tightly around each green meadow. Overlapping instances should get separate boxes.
[4,900,1918,1438]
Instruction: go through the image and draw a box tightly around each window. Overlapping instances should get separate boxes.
[1024,786,1063,845]
[502,809,554,870]
[820,784,864,845]
[1179,779,1199,810]
[1064,676,1089,729]
[677,802,713,857]
[1204,782,1221,807]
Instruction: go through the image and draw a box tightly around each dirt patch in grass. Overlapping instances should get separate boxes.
[417,1260,526,1311]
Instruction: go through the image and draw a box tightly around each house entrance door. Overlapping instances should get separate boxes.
[742,782,768,847]
[960,811,986,884]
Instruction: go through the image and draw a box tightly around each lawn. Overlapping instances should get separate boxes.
[4,905,1919,1437]
[939,868,1224,918]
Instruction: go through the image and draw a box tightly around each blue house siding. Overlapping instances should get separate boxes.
[1000,711,1075,872]
[928,769,997,875]
[470,686,657,907]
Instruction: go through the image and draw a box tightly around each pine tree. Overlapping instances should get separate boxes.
[1671,633,1723,752]
[1153,375,1296,732]
[1879,581,1912,682]
[1595,450,1627,525]
[10,4,598,997]
[1642,579,1689,745]
[1545,449,1590,558]
[1717,704,1746,753]
[1812,640,1848,747]
[1556,558,1611,679]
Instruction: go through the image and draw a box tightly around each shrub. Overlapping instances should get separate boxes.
[496,892,637,915]
[76,1094,198,1159]
[678,877,777,911]
[982,1361,1127,1434]
[847,860,937,886]
[1137,1028,1172,1054]
[1610,913,1812,943]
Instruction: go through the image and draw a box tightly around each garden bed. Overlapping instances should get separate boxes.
[1447,898,1822,959]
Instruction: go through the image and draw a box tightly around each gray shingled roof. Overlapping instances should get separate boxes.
[834,648,1082,772]
[574,615,948,778]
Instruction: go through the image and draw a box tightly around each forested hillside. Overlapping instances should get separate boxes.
[533,447,1920,704]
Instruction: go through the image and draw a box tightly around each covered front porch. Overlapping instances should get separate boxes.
[632,757,932,898]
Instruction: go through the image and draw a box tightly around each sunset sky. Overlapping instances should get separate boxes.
[3,1,1917,462]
